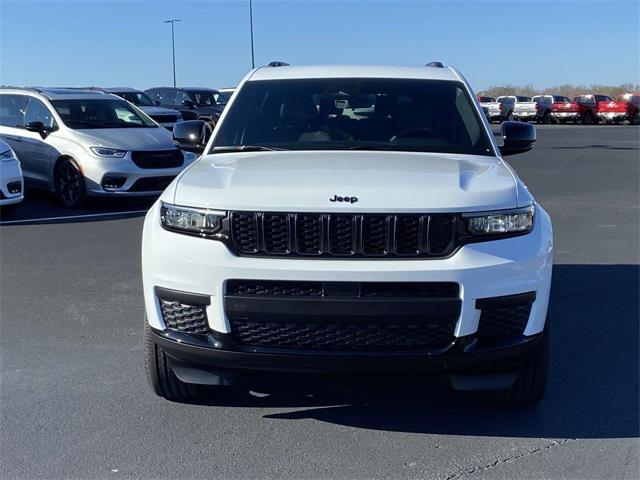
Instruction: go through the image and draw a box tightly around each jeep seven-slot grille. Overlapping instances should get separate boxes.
[229,212,457,258]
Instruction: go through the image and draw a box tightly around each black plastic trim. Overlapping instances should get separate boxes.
[475,291,536,310]
[154,286,211,306]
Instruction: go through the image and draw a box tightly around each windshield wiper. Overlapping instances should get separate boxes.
[211,145,284,153]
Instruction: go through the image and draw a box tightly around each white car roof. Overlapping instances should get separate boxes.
[248,64,461,82]
[0,87,114,101]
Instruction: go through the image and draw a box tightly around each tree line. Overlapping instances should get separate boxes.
[477,83,639,99]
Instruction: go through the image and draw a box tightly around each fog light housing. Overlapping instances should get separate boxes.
[101,176,127,190]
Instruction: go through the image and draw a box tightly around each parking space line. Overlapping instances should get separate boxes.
[0,209,149,225]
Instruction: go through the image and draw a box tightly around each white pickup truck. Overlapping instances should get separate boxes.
[480,96,515,123]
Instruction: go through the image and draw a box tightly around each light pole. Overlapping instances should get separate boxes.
[249,0,255,68]
[164,19,181,87]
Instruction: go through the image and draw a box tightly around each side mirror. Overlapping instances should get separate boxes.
[182,100,195,108]
[173,120,212,154]
[499,121,536,156]
[25,121,48,138]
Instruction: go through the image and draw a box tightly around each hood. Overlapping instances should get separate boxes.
[173,151,519,213]
[139,106,180,117]
[73,127,174,151]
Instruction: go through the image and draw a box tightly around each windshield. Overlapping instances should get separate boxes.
[212,78,493,156]
[114,91,155,107]
[186,91,219,106]
[574,95,595,104]
[516,96,531,102]
[51,99,157,129]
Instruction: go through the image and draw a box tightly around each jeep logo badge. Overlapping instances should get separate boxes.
[330,195,358,203]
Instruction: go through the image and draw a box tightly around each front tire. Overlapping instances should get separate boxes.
[489,321,550,407]
[54,158,86,208]
[144,321,204,402]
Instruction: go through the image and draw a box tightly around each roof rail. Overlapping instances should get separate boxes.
[267,61,290,67]
[0,86,43,93]
[425,61,444,68]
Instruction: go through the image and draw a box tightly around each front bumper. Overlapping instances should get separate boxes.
[142,201,553,374]
[80,151,196,197]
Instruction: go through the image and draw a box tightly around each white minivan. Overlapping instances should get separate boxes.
[0,88,197,207]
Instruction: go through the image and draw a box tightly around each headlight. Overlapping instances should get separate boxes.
[90,147,127,158]
[0,148,16,162]
[160,202,225,236]
[464,205,535,236]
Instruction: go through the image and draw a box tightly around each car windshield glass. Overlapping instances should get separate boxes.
[51,99,157,129]
[517,96,531,102]
[116,91,155,107]
[214,92,230,104]
[574,96,594,103]
[187,91,219,106]
[212,78,493,156]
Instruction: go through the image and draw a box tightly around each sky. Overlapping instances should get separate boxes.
[1,0,638,92]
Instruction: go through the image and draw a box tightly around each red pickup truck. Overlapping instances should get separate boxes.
[551,94,612,125]
[597,93,640,125]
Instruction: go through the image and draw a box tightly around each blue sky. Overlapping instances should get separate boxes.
[1,0,638,91]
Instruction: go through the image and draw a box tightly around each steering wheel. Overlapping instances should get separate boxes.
[390,127,445,142]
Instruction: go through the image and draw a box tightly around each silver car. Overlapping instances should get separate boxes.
[0,87,196,207]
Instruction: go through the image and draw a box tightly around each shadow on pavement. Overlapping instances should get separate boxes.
[191,264,639,440]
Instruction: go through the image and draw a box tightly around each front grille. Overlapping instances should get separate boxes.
[149,114,180,123]
[230,212,457,258]
[159,299,208,334]
[225,280,460,352]
[476,293,535,345]
[231,320,455,351]
[129,176,176,192]
[131,149,183,169]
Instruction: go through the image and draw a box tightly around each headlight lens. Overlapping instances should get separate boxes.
[90,147,127,158]
[0,148,16,162]
[160,202,225,235]
[464,205,535,236]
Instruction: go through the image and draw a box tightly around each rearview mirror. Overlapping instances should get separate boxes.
[173,120,212,154]
[499,121,536,156]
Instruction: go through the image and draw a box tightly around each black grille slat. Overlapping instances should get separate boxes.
[428,216,456,254]
[159,299,208,334]
[131,149,183,169]
[227,280,323,297]
[229,212,457,258]
[362,215,390,255]
[231,212,259,253]
[263,213,291,254]
[394,215,422,255]
[294,214,324,255]
[328,215,357,256]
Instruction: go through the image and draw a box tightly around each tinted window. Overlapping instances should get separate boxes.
[0,94,27,127]
[516,96,531,102]
[213,78,493,156]
[148,89,177,106]
[22,98,57,129]
[50,99,157,129]
[185,90,219,106]
[574,95,595,104]
[115,91,155,107]
[477,96,495,102]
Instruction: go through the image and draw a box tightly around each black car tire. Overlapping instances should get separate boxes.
[630,113,640,126]
[488,319,550,407]
[54,157,87,208]
[582,112,594,125]
[144,320,204,402]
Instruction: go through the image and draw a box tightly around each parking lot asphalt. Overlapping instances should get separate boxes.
[1,125,639,480]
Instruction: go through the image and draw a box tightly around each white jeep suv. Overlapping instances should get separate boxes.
[0,88,197,207]
[142,64,553,406]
